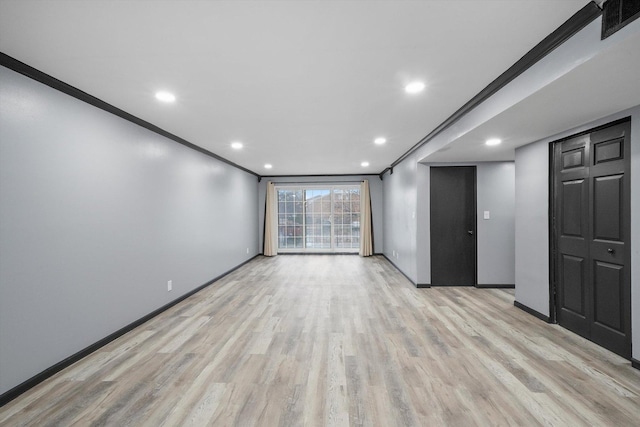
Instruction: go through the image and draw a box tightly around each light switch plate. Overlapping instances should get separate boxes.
[484,210,490,220]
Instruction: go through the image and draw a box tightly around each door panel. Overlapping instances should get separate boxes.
[430,166,476,286]
[589,122,631,356]
[593,174,622,241]
[553,119,631,358]
[555,135,590,337]
[593,261,623,331]
[593,138,623,164]
[561,255,585,316]
[562,147,586,169]
[561,180,585,236]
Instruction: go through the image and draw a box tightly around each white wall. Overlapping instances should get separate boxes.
[514,104,640,360]
[0,66,259,395]
[257,175,384,254]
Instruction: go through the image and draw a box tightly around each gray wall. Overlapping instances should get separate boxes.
[477,162,516,285]
[0,66,259,395]
[383,156,418,282]
[257,175,384,254]
[386,161,516,286]
[514,141,550,314]
[514,104,640,360]
[416,163,430,285]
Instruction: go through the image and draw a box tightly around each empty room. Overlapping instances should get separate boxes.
[2,0,640,425]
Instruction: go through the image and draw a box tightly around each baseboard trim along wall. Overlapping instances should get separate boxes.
[476,284,516,289]
[0,255,260,407]
[632,358,640,370]
[273,252,360,256]
[514,300,551,323]
[381,254,421,288]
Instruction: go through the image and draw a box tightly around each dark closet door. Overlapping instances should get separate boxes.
[553,119,631,358]
[430,166,476,285]
[554,134,591,338]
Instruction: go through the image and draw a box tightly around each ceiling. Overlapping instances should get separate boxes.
[0,0,623,176]
[423,15,640,163]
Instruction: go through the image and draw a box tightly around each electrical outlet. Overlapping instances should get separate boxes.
[167,280,172,292]
[246,247,249,254]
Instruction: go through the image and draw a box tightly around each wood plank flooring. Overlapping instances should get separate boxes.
[2,255,640,426]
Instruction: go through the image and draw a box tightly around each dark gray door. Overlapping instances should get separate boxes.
[553,119,631,358]
[430,166,476,285]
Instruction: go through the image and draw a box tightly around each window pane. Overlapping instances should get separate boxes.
[276,186,360,251]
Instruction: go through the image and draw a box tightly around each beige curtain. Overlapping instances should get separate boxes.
[263,182,278,256]
[359,180,373,257]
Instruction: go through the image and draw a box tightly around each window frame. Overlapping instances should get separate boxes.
[275,184,360,253]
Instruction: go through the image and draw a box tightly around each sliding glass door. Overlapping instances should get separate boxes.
[276,185,360,252]
[304,189,332,249]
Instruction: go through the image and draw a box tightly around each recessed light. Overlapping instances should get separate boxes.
[155,91,176,103]
[374,137,387,145]
[405,81,425,94]
[231,141,243,150]
[486,138,502,146]
[264,164,273,169]
[361,161,370,167]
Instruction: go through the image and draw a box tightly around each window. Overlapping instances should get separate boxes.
[276,185,360,252]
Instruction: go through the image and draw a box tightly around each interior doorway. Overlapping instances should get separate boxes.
[430,166,477,285]
[550,118,631,358]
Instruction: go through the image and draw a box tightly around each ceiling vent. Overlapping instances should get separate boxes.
[602,0,640,39]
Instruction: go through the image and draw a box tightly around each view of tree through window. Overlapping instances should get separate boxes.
[277,186,360,252]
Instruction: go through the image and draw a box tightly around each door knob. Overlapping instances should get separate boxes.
[607,248,615,254]
[467,230,474,235]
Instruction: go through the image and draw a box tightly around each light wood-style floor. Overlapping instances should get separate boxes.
[2,255,640,426]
